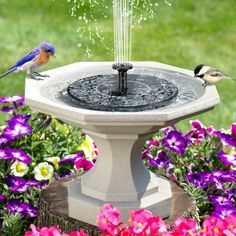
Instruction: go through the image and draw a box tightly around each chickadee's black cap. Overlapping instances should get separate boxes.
[194,64,205,76]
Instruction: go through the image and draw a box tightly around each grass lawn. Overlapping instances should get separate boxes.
[0,0,236,130]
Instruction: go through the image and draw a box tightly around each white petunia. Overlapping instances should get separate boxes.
[33,162,54,181]
[10,161,29,177]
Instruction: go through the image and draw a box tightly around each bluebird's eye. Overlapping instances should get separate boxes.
[45,49,51,53]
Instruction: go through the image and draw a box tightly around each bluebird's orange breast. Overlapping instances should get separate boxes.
[33,50,51,66]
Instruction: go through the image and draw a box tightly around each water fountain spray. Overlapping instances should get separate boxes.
[112,0,133,94]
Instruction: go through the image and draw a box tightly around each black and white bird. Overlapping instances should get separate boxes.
[194,64,236,87]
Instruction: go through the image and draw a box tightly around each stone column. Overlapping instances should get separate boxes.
[68,129,172,225]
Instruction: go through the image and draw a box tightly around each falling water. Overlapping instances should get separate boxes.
[64,0,173,59]
[113,0,133,63]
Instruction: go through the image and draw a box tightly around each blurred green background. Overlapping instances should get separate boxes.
[0,0,236,130]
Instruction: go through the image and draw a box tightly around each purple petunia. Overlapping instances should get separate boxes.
[211,195,235,208]
[217,123,236,147]
[160,125,176,135]
[4,176,39,192]
[59,152,84,165]
[210,170,236,182]
[6,199,26,216]
[4,176,27,192]
[0,149,10,160]
[212,206,236,220]
[3,121,32,140]
[0,106,15,114]
[6,199,38,219]
[148,151,173,170]
[185,172,211,189]
[218,151,236,167]
[8,149,32,164]
[0,195,6,201]
[7,114,31,126]
[0,95,24,104]
[20,203,38,219]
[162,131,187,155]
[141,149,153,160]
[0,135,10,147]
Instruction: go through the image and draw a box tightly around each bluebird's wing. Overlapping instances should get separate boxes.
[9,46,41,70]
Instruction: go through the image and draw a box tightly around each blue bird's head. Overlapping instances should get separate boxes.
[40,42,56,58]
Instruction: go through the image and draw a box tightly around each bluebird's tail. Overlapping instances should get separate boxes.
[0,68,17,79]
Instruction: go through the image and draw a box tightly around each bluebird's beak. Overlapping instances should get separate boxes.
[52,54,56,59]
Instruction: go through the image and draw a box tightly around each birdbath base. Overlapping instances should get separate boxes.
[68,130,172,225]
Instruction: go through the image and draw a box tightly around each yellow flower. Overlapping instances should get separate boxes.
[223,144,236,155]
[33,162,54,181]
[10,161,29,177]
[45,156,60,170]
[78,135,94,159]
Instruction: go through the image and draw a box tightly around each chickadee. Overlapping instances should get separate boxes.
[194,64,236,87]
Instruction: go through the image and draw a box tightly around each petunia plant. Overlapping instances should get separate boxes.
[0,95,98,235]
[142,120,236,220]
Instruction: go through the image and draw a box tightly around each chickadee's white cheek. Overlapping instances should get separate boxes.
[199,66,211,75]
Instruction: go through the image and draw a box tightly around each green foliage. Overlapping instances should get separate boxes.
[1,213,27,236]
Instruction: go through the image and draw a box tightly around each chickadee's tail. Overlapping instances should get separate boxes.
[224,76,236,82]
[0,68,16,80]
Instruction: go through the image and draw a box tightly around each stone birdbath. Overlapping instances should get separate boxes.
[25,62,219,225]
[25,61,219,226]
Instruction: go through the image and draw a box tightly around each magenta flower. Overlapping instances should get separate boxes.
[74,158,94,171]
[217,123,236,147]
[200,216,226,235]
[146,140,159,148]
[96,204,122,235]
[24,224,89,236]
[129,208,153,234]
[3,121,32,140]
[0,195,6,201]
[162,131,187,155]
[218,151,236,167]
[8,149,32,164]
[185,120,208,144]
[171,217,198,236]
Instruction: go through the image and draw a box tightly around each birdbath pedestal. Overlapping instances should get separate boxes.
[69,125,171,225]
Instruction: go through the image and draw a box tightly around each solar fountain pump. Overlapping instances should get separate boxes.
[112,62,133,95]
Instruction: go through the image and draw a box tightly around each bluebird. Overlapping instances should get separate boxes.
[0,42,56,80]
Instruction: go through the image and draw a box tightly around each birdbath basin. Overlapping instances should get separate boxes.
[25,61,220,225]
